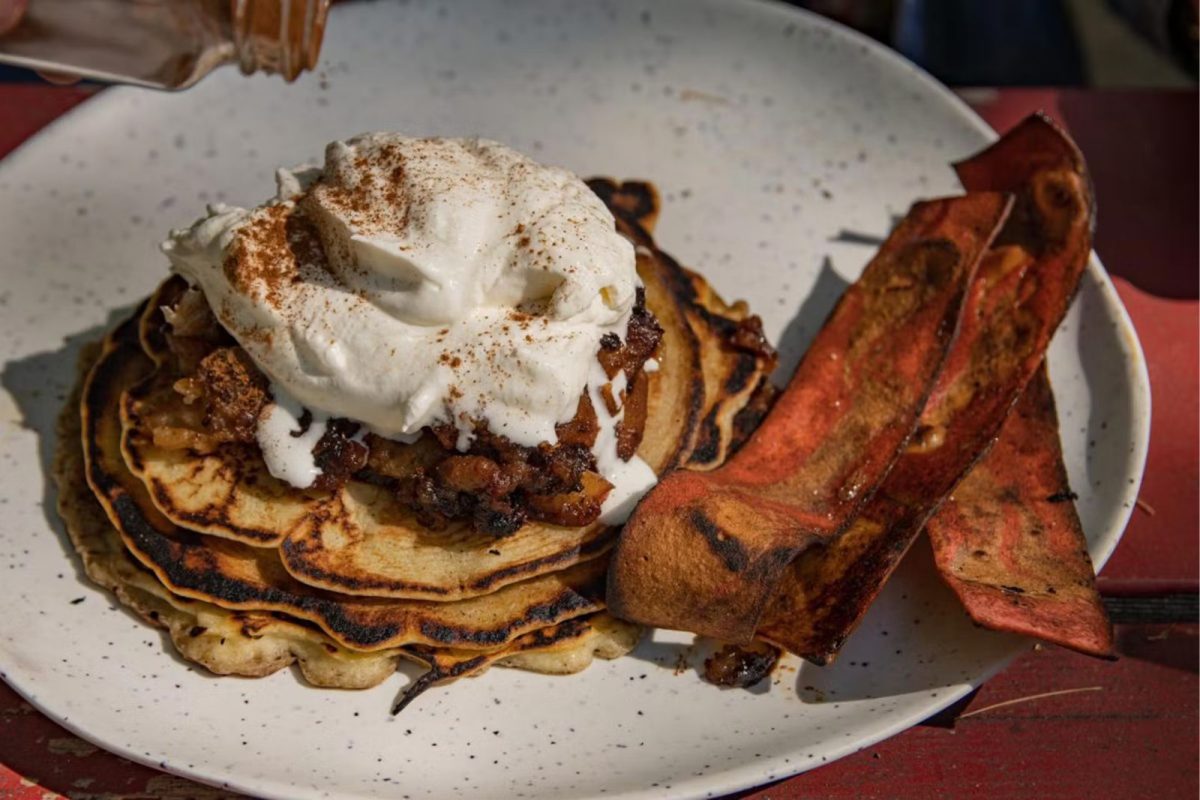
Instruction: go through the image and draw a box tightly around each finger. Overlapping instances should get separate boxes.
[37,69,81,85]
[0,0,29,35]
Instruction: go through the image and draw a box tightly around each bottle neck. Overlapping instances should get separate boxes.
[231,0,329,82]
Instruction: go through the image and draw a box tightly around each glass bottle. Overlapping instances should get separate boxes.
[0,0,330,90]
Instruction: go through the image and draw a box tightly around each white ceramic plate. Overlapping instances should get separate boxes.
[0,2,1149,798]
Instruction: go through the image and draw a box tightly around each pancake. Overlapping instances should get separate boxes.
[121,362,318,547]
[590,179,776,471]
[135,276,183,368]
[395,613,641,713]
[85,317,617,651]
[274,241,707,598]
[117,184,770,602]
[585,178,661,234]
[62,357,642,694]
[56,176,772,704]
[674,265,777,470]
[594,178,779,470]
[58,343,403,686]
[126,277,315,546]
[496,613,640,674]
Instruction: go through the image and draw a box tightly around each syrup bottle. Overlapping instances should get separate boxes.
[0,0,329,89]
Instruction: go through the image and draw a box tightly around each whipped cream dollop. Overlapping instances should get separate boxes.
[162,134,654,519]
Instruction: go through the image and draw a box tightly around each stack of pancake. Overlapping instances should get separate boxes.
[54,181,775,709]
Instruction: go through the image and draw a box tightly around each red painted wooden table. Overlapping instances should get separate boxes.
[1,86,1196,800]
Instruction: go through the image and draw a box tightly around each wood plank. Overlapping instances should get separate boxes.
[736,623,1198,799]
[1102,279,1199,595]
[0,84,93,159]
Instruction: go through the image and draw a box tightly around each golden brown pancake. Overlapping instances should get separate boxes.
[673,265,777,470]
[122,363,317,547]
[273,243,710,598]
[116,187,771,601]
[589,179,777,471]
[59,343,403,686]
[60,343,642,691]
[396,613,641,712]
[85,318,616,651]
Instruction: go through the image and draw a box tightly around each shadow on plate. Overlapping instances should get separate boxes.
[623,537,1022,705]
[0,308,224,677]
[626,632,773,697]
[773,256,850,381]
[2,310,134,572]
[792,537,1023,704]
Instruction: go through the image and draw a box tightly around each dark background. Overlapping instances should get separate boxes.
[0,0,1197,87]
[787,0,1197,87]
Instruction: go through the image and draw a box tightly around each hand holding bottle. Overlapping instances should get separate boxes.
[0,0,329,90]
[0,0,81,84]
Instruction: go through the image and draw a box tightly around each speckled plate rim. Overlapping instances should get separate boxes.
[0,2,1150,798]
